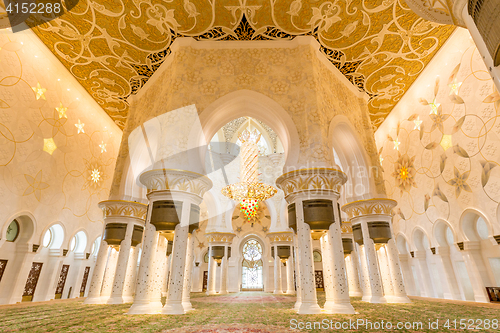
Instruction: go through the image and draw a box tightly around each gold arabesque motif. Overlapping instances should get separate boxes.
[29,0,454,129]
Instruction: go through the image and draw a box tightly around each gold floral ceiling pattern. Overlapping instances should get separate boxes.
[29,0,454,129]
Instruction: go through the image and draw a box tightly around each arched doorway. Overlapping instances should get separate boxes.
[241,239,263,291]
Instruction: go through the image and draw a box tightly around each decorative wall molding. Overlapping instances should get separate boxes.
[276,168,347,198]
[266,231,294,243]
[341,198,397,219]
[341,222,353,234]
[98,200,148,221]
[139,169,213,197]
[205,232,236,244]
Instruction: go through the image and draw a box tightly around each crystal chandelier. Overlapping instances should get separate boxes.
[221,129,277,220]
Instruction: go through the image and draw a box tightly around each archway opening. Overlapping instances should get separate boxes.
[241,239,263,291]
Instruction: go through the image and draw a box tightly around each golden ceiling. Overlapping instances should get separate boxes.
[29,0,454,129]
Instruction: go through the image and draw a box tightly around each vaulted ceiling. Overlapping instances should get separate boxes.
[29,0,454,129]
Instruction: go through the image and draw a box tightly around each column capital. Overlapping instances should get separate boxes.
[266,231,294,244]
[205,232,236,244]
[341,221,353,234]
[276,167,347,201]
[139,169,212,197]
[341,198,397,221]
[98,200,148,221]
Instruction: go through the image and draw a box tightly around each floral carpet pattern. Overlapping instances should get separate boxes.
[0,292,499,332]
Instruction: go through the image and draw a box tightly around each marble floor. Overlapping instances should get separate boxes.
[1,292,499,332]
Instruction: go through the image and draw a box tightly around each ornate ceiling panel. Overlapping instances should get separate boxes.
[29,0,454,129]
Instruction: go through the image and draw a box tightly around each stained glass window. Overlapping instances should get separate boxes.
[242,239,263,290]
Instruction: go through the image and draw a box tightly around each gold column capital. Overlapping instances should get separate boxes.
[98,200,148,220]
[341,198,397,220]
[139,169,213,197]
[205,232,236,244]
[275,167,347,199]
[266,231,294,244]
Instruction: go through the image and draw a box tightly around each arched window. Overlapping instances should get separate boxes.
[204,251,209,263]
[43,228,52,247]
[241,239,263,290]
[70,231,87,253]
[91,236,101,256]
[42,224,64,249]
[313,250,322,262]
[476,217,489,240]
[6,220,20,242]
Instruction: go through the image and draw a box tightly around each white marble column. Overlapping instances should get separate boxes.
[414,250,435,298]
[462,242,491,303]
[359,221,386,303]
[293,237,302,311]
[219,244,229,295]
[295,200,321,314]
[435,246,461,300]
[150,235,168,312]
[386,240,411,302]
[163,201,191,314]
[127,218,159,314]
[84,237,109,304]
[108,222,135,304]
[323,221,355,314]
[345,252,363,297]
[320,233,335,309]
[273,245,283,294]
[207,246,217,295]
[377,246,395,300]
[286,246,295,295]
[100,248,120,301]
[182,233,195,311]
[122,245,141,303]
[162,253,172,297]
[356,243,370,298]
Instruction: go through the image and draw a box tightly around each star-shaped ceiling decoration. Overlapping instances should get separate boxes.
[43,138,57,155]
[28,0,454,130]
[75,120,85,134]
[99,141,107,153]
[31,82,46,100]
[23,170,49,201]
[55,103,68,119]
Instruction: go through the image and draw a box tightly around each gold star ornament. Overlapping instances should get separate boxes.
[43,138,57,155]
[429,99,440,115]
[393,138,400,150]
[55,103,67,118]
[449,80,462,95]
[99,141,107,153]
[413,116,422,130]
[440,134,453,151]
[31,82,46,100]
[91,169,101,183]
[75,119,85,133]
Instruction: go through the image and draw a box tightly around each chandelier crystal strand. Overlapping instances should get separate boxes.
[221,129,277,220]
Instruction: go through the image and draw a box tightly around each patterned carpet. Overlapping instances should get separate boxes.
[192,292,295,303]
[2,292,500,332]
[162,323,296,332]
